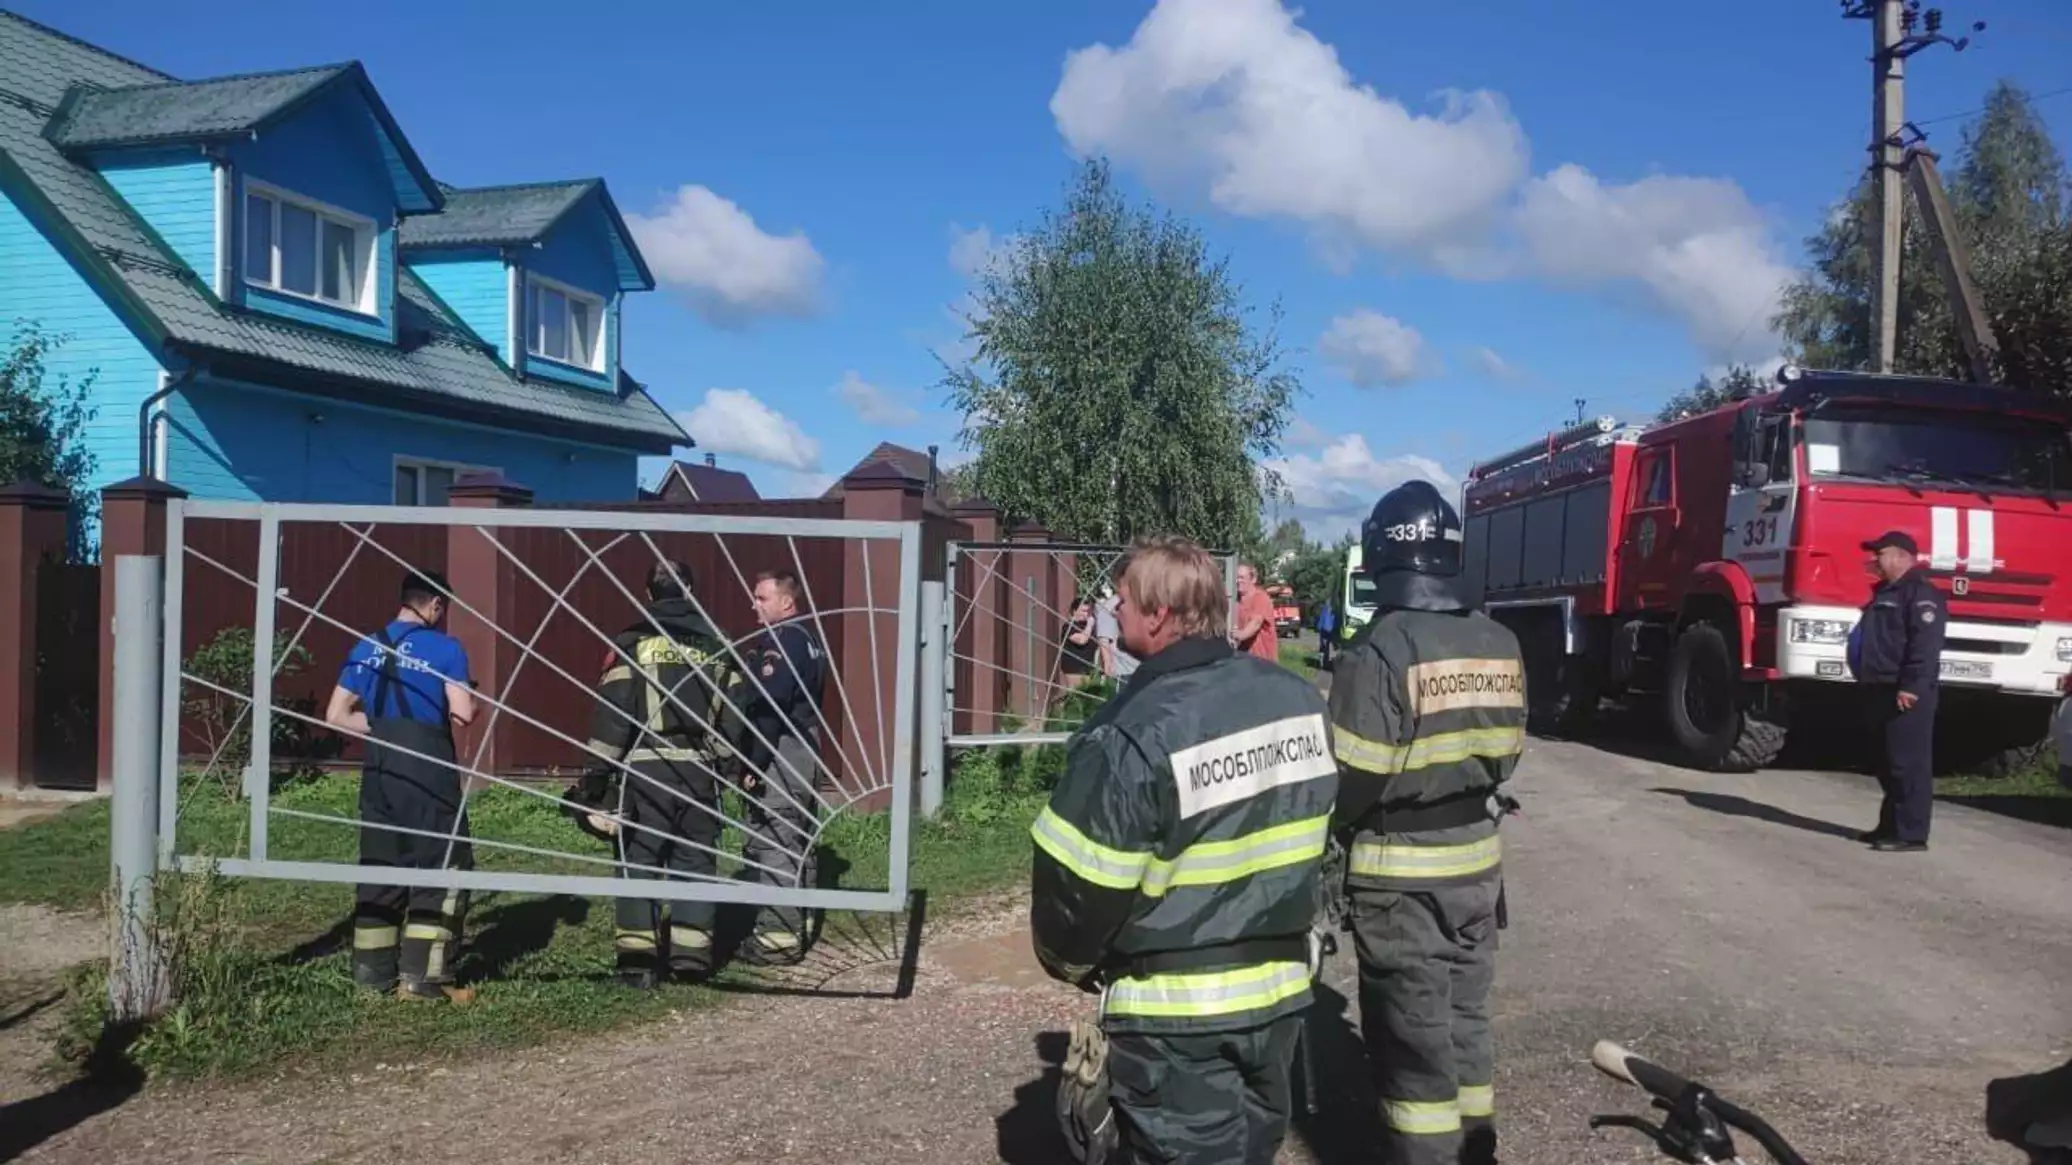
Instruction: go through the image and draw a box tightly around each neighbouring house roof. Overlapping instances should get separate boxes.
[0,12,686,454]
[399,178,654,292]
[821,441,966,511]
[659,460,761,503]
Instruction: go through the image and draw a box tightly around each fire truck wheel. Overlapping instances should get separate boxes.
[1665,621,1787,772]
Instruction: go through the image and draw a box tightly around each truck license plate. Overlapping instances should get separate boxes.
[1940,660,1993,681]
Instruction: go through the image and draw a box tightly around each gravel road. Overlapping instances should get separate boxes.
[12,735,2071,1164]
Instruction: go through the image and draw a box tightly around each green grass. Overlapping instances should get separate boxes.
[1278,637,1318,681]
[1936,757,2069,800]
[3,748,1054,1085]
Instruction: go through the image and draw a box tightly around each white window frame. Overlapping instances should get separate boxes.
[392,455,497,506]
[242,179,378,316]
[525,272,607,373]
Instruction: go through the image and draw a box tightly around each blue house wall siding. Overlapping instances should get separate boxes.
[521,192,618,391]
[163,377,638,503]
[229,86,398,345]
[407,249,509,359]
[93,149,217,286]
[0,186,166,500]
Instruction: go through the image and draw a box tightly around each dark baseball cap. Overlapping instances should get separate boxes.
[1861,530,1919,554]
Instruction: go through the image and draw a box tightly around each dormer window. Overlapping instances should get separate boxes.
[243,182,376,314]
[527,275,605,372]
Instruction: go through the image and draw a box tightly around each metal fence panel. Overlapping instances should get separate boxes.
[151,499,921,914]
[940,540,1236,749]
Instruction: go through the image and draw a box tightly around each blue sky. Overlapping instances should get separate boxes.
[22,0,2072,536]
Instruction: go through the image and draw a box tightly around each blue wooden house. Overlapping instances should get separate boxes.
[0,11,689,514]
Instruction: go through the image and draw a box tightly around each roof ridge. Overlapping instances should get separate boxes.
[0,10,177,83]
[83,60,351,97]
[440,177,600,196]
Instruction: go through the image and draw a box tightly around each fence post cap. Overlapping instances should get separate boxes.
[0,479,71,509]
[100,476,189,502]
[1008,520,1051,541]
[840,461,924,493]
[948,499,1000,517]
[448,473,534,506]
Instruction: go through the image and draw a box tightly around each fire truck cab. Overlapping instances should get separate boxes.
[1461,367,2072,773]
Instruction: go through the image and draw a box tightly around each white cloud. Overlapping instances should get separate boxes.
[1468,346,1527,383]
[1263,433,1458,540]
[676,388,821,472]
[1050,0,1795,364]
[948,223,1017,280]
[779,471,838,498]
[1318,309,1436,388]
[833,370,920,426]
[1283,415,1330,452]
[627,185,825,328]
[1051,0,1528,260]
[1510,166,1793,364]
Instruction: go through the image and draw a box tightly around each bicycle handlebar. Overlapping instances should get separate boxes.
[1590,1040,1813,1165]
[1593,1040,1696,1103]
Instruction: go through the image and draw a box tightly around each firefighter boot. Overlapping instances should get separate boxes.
[741,927,806,967]
[1055,1017,1119,1165]
[397,921,468,1002]
[666,925,715,981]
[615,928,662,990]
[352,922,400,994]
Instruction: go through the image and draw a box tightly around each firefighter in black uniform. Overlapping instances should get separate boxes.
[326,570,479,1002]
[1032,534,1339,1165]
[1328,481,1526,1165]
[1852,530,1946,852]
[585,559,748,987]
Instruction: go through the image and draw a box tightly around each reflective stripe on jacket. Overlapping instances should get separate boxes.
[585,599,749,771]
[1029,636,1338,1035]
[1328,606,1526,891]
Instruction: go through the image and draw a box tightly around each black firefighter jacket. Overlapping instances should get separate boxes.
[1328,607,1527,892]
[1029,636,1339,1035]
[585,599,752,772]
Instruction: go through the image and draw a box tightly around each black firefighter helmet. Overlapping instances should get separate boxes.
[1360,480,1471,612]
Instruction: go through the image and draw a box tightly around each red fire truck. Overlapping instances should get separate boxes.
[1459,367,2072,773]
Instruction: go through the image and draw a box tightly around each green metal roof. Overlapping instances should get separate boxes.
[44,65,346,149]
[400,180,594,247]
[0,11,687,454]
[401,178,657,292]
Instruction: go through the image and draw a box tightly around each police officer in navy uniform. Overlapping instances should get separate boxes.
[1853,530,1946,853]
[326,570,478,1001]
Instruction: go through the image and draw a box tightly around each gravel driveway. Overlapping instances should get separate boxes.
[12,735,2071,1164]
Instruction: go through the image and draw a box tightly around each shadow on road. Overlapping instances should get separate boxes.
[708,888,928,1002]
[995,1029,1069,1165]
[0,1020,144,1163]
[1649,787,1861,840]
[1289,980,1380,1165]
[1940,793,2072,830]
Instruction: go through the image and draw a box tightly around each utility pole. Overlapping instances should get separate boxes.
[1868,0,1904,374]
[1841,1,1982,373]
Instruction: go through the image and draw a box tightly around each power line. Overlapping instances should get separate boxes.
[1913,83,2072,127]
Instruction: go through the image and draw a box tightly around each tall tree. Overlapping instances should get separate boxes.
[1657,364,1766,422]
[0,324,99,558]
[1773,82,2072,391]
[940,160,1300,551]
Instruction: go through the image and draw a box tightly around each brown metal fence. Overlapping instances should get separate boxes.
[31,561,100,789]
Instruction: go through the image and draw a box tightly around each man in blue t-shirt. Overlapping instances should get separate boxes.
[325,569,477,1001]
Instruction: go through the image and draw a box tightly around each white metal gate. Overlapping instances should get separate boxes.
[937,541,1236,749]
[114,500,922,919]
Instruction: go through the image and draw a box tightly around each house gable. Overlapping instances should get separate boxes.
[520,186,636,391]
[0,10,688,478]
[222,76,416,344]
